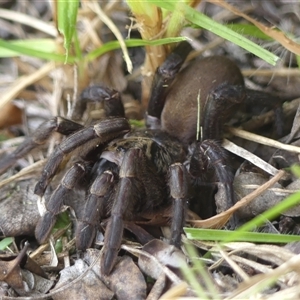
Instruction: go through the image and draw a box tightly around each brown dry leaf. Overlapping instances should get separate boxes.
[0,180,40,237]
[52,259,113,300]
[189,170,286,228]
[210,0,300,55]
[0,103,22,128]
[0,244,28,290]
[83,249,147,300]
[0,258,24,291]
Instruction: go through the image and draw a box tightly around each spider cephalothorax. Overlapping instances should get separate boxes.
[0,41,283,275]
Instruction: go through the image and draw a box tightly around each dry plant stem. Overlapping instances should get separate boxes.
[29,226,71,259]
[146,273,166,300]
[159,281,189,300]
[189,170,286,228]
[0,62,58,109]
[242,98,300,132]
[0,159,46,190]
[228,127,300,154]
[87,2,132,73]
[127,3,166,109]
[243,68,300,77]
[210,252,273,274]
[242,186,298,195]
[121,244,183,285]
[227,254,300,299]
[223,139,279,176]
[218,247,249,281]
[0,8,57,36]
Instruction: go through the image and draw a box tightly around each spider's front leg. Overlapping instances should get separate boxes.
[0,117,84,175]
[71,85,125,121]
[35,160,92,243]
[169,162,188,247]
[191,140,234,205]
[146,41,193,129]
[202,83,246,141]
[101,148,146,275]
[34,117,130,196]
[76,168,115,251]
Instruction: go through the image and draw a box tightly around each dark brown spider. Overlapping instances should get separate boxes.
[0,42,283,275]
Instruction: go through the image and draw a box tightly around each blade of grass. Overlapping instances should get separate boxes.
[185,228,300,243]
[147,0,279,65]
[56,0,79,60]
[86,37,186,62]
[0,237,13,250]
[0,38,75,62]
[227,24,272,40]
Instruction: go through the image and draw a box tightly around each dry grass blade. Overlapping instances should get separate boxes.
[227,254,300,299]
[189,170,286,228]
[87,2,132,73]
[0,62,58,109]
[228,127,300,154]
[0,8,57,36]
[0,159,46,190]
[223,139,279,176]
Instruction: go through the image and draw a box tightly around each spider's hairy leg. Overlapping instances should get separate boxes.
[101,148,145,275]
[146,41,193,129]
[244,88,285,136]
[192,140,237,226]
[202,84,246,141]
[169,162,188,247]
[76,170,114,251]
[71,85,125,121]
[0,117,83,175]
[34,117,130,196]
[35,161,91,244]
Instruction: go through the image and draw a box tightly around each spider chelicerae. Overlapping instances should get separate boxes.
[0,41,283,275]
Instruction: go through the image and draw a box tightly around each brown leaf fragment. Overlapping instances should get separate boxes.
[0,102,22,128]
[83,249,147,300]
[0,244,29,291]
[15,269,53,296]
[105,255,146,300]
[52,259,114,300]
[139,240,186,280]
[0,180,40,237]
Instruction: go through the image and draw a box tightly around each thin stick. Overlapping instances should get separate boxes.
[228,127,300,154]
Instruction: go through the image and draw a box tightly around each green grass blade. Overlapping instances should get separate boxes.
[227,24,272,40]
[0,38,75,62]
[185,191,300,244]
[0,237,13,250]
[86,37,186,62]
[147,0,279,65]
[185,228,300,243]
[57,0,79,60]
